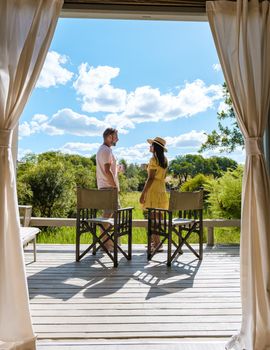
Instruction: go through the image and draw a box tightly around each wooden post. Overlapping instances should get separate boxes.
[207,226,214,246]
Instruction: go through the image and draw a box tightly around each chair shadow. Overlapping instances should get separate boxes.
[134,257,201,300]
[27,249,201,302]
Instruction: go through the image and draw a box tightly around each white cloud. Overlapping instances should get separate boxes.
[36,51,74,88]
[114,131,208,163]
[59,142,100,155]
[106,80,223,127]
[212,63,222,72]
[32,114,48,123]
[46,109,107,136]
[114,143,150,163]
[19,122,33,138]
[21,64,225,139]
[165,130,207,148]
[19,119,45,138]
[73,65,223,123]
[202,146,245,164]
[104,113,135,134]
[19,109,110,138]
[73,64,127,113]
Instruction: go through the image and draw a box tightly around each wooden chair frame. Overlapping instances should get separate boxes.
[76,187,133,267]
[19,205,40,262]
[147,190,203,266]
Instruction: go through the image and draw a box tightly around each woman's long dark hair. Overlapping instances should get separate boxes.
[153,142,168,169]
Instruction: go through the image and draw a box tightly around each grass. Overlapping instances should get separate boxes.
[37,191,240,245]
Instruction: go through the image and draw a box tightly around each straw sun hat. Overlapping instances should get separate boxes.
[147,137,167,152]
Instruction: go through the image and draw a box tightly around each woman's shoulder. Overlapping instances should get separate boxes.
[149,156,158,166]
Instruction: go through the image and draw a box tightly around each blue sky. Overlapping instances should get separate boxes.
[19,18,244,163]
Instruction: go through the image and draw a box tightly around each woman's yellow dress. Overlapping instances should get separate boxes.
[142,157,169,210]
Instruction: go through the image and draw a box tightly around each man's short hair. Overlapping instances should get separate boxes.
[103,128,118,139]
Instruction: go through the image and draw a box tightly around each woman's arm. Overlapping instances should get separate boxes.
[139,169,156,204]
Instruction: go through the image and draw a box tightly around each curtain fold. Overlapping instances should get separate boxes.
[0,1,63,349]
[206,1,270,349]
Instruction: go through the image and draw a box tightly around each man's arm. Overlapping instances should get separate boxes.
[104,163,117,188]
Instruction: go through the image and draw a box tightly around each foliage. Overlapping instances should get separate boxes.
[118,160,147,192]
[17,152,96,217]
[180,174,210,192]
[206,166,243,219]
[36,192,239,245]
[168,154,237,186]
[17,150,241,223]
[19,160,75,217]
[200,82,244,153]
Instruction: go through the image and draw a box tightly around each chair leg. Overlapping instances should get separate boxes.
[76,231,80,261]
[114,230,118,267]
[128,231,132,260]
[167,229,172,267]
[147,230,152,260]
[199,227,203,260]
[92,225,97,256]
[33,237,37,262]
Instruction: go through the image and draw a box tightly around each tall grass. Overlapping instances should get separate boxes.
[37,191,240,244]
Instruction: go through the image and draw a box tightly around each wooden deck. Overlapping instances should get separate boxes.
[24,244,241,348]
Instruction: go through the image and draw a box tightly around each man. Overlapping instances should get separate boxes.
[96,128,119,251]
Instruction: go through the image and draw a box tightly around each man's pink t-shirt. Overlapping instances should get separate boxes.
[96,144,119,190]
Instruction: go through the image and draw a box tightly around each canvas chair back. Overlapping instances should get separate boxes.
[77,187,118,211]
[169,190,203,211]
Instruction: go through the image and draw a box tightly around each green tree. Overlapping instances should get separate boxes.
[200,82,244,153]
[118,172,128,193]
[205,156,237,178]
[168,154,237,186]
[137,166,148,191]
[169,155,203,185]
[23,160,75,217]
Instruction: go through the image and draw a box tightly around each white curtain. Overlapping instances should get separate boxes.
[207,1,270,349]
[0,1,63,349]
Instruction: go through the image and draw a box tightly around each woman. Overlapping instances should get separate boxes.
[140,137,169,251]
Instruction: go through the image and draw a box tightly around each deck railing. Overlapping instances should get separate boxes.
[20,203,240,247]
[29,216,240,246]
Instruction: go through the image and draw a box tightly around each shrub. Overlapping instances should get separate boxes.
[206,166,243,219]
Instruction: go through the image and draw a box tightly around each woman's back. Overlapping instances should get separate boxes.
[148,156,167,182]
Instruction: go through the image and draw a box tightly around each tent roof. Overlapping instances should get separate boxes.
[62,0,209,20]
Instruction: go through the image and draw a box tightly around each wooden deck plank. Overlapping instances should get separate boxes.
[25,244,241,342]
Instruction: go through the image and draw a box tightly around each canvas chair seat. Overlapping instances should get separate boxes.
[147,190,203,266]
[76,187,133,267]
[172,218,196,226]
[86,217,114,226]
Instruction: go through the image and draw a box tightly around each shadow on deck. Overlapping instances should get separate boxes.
[24,244,241,343]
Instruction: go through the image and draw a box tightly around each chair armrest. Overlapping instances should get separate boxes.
[117,207,134,212]
[19,205,32,227]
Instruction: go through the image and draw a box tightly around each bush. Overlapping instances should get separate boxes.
[19,160,75,217]
[206,166,243,219]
